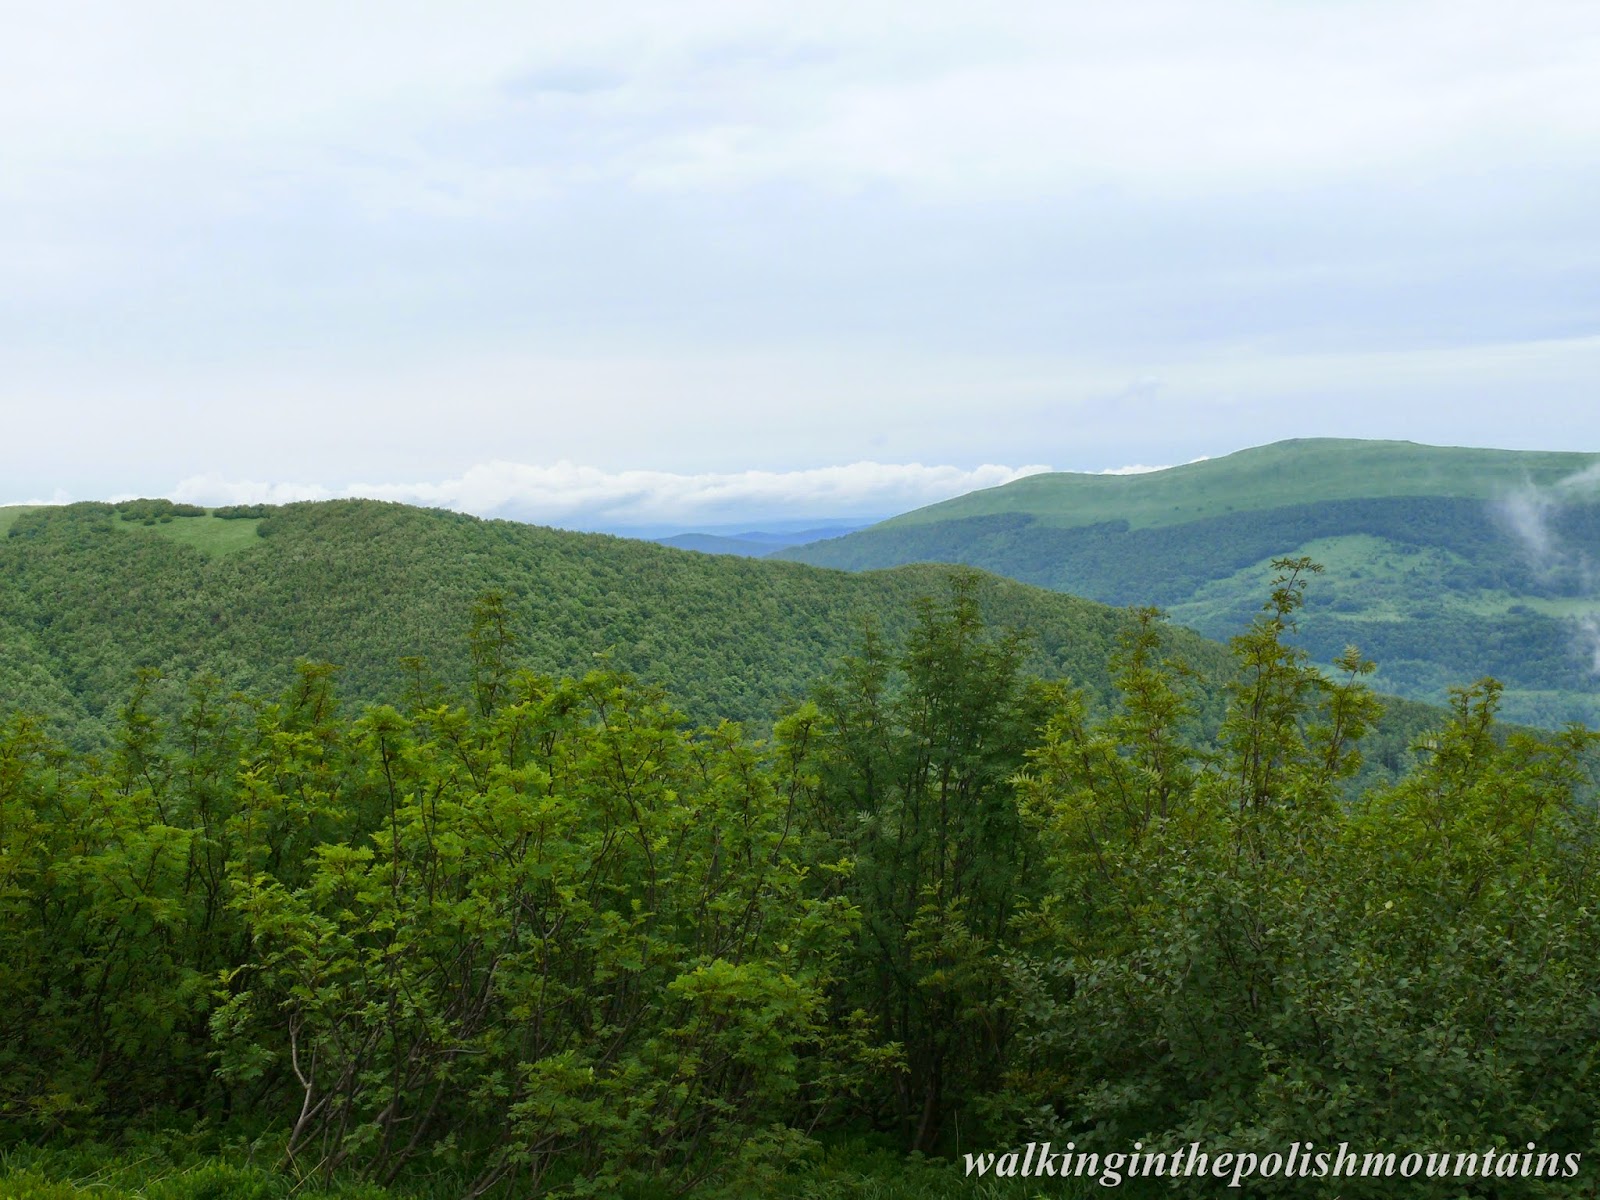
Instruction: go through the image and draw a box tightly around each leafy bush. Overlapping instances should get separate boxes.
[1008,561,1600,1197]
[114,498,204,521]
[4,567,1598,1197]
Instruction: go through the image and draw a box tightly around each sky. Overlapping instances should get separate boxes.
[3,0,1597,528]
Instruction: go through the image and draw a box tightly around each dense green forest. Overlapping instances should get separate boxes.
[0,499,1232,751]
[4,533,1599,1196]
[781,440,1600,728]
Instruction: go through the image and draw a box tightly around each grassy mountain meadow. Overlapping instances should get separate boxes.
[781,438,1600,728]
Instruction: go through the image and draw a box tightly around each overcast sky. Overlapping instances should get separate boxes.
[3,1,1597,527]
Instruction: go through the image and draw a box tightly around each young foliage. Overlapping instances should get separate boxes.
[794,574,1045,1153]
[212,668,854,1197]
[1011,561,1600,1198]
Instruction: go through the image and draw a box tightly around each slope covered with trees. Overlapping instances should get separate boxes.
[3,563,1595,1199]
[0,498,1234,750]
[781,440,1600,727]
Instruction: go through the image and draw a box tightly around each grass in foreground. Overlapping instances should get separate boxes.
[0,1139,1147,1200]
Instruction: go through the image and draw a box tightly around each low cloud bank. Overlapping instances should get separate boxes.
[1493,464,1600,672]
[1090,456,1214,476]
[162,460,1053,528]
[0,489,74,507]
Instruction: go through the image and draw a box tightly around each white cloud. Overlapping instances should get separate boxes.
[631,4,1600,198]
[1495,487,1559,563]
[167,460,1052,526]
[1493,462,1600,674]
[1553,462,1600,496]
[2,2,1597,500]
[0,490,72,508]
[5,1,1598,213]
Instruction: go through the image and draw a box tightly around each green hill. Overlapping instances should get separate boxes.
[782,439,1600,728]
[1,498,1246,750]
[881,439,1600,531]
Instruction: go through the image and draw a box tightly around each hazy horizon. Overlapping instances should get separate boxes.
[5,1,1598,525]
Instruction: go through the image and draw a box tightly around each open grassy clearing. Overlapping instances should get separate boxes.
[1159,534,1600,728]
[113,512,263,555]
[1163,532,1600,626]
[1455,593,1600,618]
[0,506,43,537]
[1165,534,1473,626]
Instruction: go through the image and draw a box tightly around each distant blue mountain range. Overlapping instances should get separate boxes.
[648,523,870,557]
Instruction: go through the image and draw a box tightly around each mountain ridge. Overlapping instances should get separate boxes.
[872,438,1600,532]
[781,438,1600,727]
[1,498,1245,750]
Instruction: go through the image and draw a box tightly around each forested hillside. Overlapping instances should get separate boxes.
[0,498,1589,1197]
[0,498,1235,750]
[3,557,1596,1199]
[782,440,1600,728]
